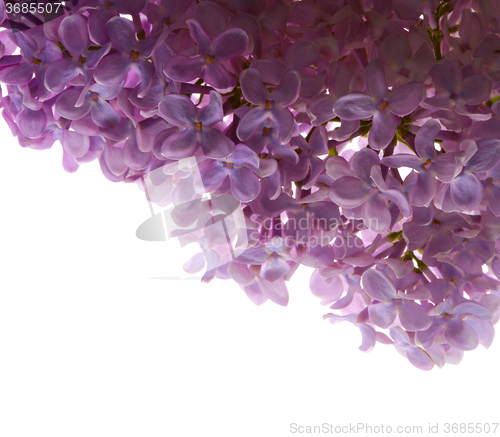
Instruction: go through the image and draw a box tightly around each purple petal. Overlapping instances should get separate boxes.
[398,301,433,331]
[123,135,154,170]
[199,91,224,127]
[228,262,255,286]
[59,14,90,57]
[362,194,391,232]
[405,346,435,371]
[228,144,260,167]
[62,129,90,158]
[403,222,433,251]
[429,59,462,94]
[285,40,319,72]
[131,60,154,98]
[466,139,500,172]
[55,89,91,120]
[444,318,479,351]
[213,27,248,60]
[105,17,135,54]
[203,61,236,90]
[432,153,460,183]
[351,148,380,184]
[383,189,411,217]
[161,129,199,159]
[362,269,398,301]
[261,256,291,283]
[240,68,271,105]
[0,62,34,85]
[460,74,491,105]
[103,144,128,176]
[197,160,228,193]
[453,302,492,320]
[93,53,131,85]
[386,81,424,116]
[382,154,422,169]
[409,171,437,206]
[358,324,377,352]
[380,33,412,66]
[270,107,295,142]
[183,252,205,274]
[257,277,289,306]
[236,107,268,141]
[427,230,456,258]
[241,281,268,305]
[200,128,235,158]
[329,176,370,208]
[196,1,229,36]
[368,109,397,150]
[368,302,397,328]
[365,57,387,100]
[450,173,483,211]
[164,55,205,83]
[333,92,376,120]
[90,100,121,129]
[88,7,114,45]
[229,166,261,202]
[309,270,344,305]
[62,150,80,173]
[18,108,47,138]
[186,19,211,54]
[158,94,196,127]
[272,69,301,106]
[44,59,80,93]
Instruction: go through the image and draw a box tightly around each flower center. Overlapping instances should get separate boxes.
[205,56,214,63]
[423,158,432,168]
[263,127,271,135]
[33,59,42,65]
[79,56,86,65]
[130,50,140,61]
[196,122,203,131]
[265,100,271,109]
[381,101,389,111]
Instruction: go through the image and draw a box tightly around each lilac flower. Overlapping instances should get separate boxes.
[236,68,300,143]
[382,119,464,206]
[158,90,234,159]
[328,148,411,232]
[436,138,500,213]
[195,144,262,202]
[280,126,328,189]
[333,57,425,149]
[85,0,148,45]
[0,31,62,99]
[45,14,111,94]
[379,31,434,87]
[2,0,500,370]
[416,299,492,351]
[423,59,492,122]
[164,19,248,91]
[55,84,122,129]
[362,269,432,331]
[93,17,164,97]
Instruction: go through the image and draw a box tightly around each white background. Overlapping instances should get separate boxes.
[0,122,499,437]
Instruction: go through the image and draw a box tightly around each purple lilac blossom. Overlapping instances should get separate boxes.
[2,0,500,370]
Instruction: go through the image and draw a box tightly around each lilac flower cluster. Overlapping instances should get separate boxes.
[2,0,500,370]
